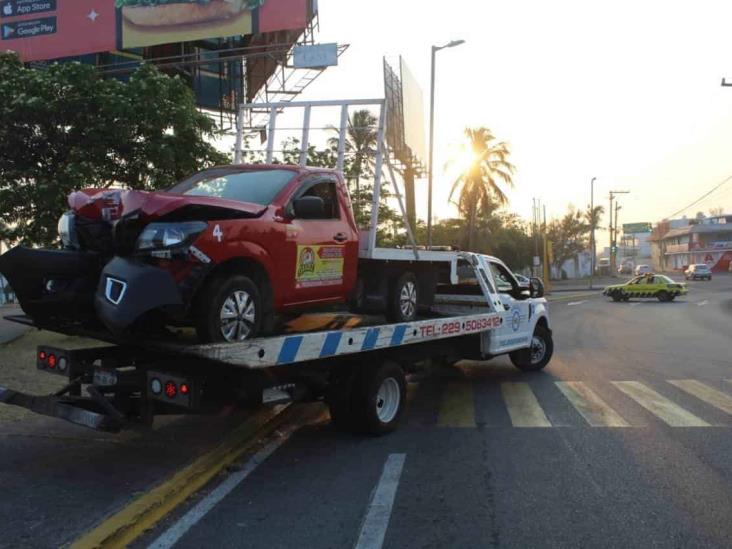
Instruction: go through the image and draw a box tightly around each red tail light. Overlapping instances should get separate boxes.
[164,381,177,398]
[39,351,47,361]
[180,383,190,395]
[48,354,57,369]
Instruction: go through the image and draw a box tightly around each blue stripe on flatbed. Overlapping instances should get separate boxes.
[319,332,342,357]
[390,325,407,346]
[362,328,380,351]
[277,336,303,364]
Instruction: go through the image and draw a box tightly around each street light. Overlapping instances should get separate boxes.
[427,39,466,249]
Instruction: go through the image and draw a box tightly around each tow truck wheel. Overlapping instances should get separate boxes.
[194,274,262,343]
[352,360,407,435]
[388,272,418,322]
[509,325,554,372]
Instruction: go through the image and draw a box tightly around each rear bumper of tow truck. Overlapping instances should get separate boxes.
[0,385,124,432]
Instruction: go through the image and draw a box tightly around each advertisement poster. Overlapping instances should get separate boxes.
[2,0,312,62]
[295,245,344,288]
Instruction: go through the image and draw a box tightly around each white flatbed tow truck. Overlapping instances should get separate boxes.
[0,252,552,435]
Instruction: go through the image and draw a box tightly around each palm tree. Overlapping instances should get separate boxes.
[448,128,515,251]
[327,109,379,198]
[584,204,605,265]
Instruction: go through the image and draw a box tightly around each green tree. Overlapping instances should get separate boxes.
[547,207,587,277]
[327,109,379,199]
[448,128,515,251]
[0,53,228,246]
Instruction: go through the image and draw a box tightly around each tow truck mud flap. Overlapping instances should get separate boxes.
[95,257,183,336]
[0,246,100,323]
[0,386,122,432]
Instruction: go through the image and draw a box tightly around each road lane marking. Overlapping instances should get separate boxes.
[668,380,732,416]
[612,382,710,427]
[501,383,551,427]
[70,405,293,549]
[147,426,298,549]
[354,453,406,549]
[566,300,587,306]
[696,300,709,307]
[438,382,475,427]
[556,382,630,427]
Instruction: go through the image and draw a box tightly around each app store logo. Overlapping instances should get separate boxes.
[2,3,13,17]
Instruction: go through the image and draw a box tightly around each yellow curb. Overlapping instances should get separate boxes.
[70,404,295,549]
[546,292,599,302]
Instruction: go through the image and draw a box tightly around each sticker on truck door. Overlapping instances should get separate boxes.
[295,245,344,288]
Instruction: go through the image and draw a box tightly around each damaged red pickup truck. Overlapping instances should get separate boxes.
[0,165,454,342]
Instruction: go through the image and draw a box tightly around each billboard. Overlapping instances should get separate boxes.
[1,0,312,62]
[623,222,652,234]
[399,58,425,162]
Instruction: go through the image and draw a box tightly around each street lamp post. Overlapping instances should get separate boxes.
[427,39,465,249]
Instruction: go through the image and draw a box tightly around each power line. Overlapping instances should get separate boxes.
[665,173,732,219]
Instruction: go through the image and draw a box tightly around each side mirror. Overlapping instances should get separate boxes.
[293,196,325,219]
[529,277,545,298]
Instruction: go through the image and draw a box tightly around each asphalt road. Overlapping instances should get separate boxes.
[2,274,732,548]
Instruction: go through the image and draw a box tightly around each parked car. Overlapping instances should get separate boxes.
[684,264,712,281]
[634,264,652,276]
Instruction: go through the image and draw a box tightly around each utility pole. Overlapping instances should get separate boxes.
[543,204,550,291]
[590,177,596,289]
[614,202,621,268]
[608,190,629,275]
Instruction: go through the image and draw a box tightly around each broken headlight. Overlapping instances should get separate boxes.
[135,221,207,251]
[58,212,80,250]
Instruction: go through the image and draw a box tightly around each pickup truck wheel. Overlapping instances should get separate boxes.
[388,272,418,322]
[195,275,262,343]
[509,325,553,371]
[351,360,406,435]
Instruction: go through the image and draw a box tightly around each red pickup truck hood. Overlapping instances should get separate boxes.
[68,188,267,222]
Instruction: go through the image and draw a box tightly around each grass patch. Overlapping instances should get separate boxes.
[0,330,105,424]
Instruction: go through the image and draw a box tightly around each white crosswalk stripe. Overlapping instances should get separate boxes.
[434,379,726,429]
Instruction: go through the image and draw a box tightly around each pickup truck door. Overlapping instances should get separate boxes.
[281,175,358,307]
[485,259,533,354]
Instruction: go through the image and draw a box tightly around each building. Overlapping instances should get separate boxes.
[651,215,732,272]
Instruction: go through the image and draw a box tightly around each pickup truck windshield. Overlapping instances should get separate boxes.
[167,169,296,205]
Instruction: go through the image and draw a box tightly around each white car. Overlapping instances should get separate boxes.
[634,264,652,276]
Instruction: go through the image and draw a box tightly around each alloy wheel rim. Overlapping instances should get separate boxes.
[399,281,417,318]
[220,290,256,341]
[530,336,546,364]
[376,377,401,423]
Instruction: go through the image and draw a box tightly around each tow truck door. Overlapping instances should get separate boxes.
[481,258,533,354]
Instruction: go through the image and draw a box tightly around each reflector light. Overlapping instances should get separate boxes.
[39,351,47,361]
[150,378,162,395]
[58,357,68,372]
[180,383,190,395]
[164,381,177,399]
[48,354,57,369]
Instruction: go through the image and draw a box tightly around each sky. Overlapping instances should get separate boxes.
[293,0,732,228]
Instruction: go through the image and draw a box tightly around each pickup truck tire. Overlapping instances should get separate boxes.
[509,325,553,371]
[350,360,406,435]
[388,271,418,322]
[194,274,262,343]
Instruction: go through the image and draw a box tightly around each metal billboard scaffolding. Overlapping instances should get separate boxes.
[383,56,427,229]
[234,99,419,258]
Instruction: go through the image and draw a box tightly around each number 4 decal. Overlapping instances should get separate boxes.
[213,224,223,242]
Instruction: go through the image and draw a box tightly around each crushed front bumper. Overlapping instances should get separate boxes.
[0,246,101,325]
[95,257,184,336]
